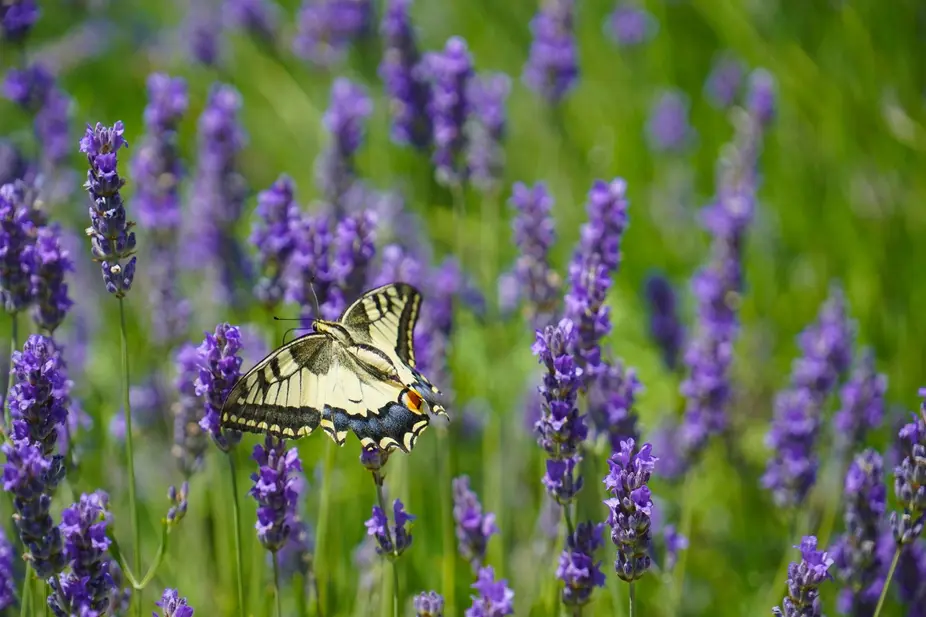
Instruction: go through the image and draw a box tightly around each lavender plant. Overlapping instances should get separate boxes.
[523,0,578,104]
[293,0,373,67]
[452,475,499,571]
[773,536,833,617]
[508,182,561,329]
[316,78,373,215]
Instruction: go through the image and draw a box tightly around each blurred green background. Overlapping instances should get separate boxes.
[2,0,926,615]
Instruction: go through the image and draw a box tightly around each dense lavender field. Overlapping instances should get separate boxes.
[1,0,925,616]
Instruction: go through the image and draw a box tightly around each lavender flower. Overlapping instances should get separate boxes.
[895,536,926,615]
[225,0,279,41]
[557,521,605,606]
[189,84,249,305]
[464,566,514,617]
[4,64,72,178]
[155,588,194,617]
[186,6,222,66]
[414,591,444,617]
[29,224,73,333]
[194,323,244,452]
[764,289,855,507]
[523,0,578,104]
[373,243,425,288]
[379,0,431,149]
[830,450,886,616]
[661,525,688,571]
[773,536,834,617]
[251,175,299,309]
[285,212,338,322]
[293,0,373,67]
[586,360,641,451]
[1,0,40,42]
[891,390,926,546]
[49,491,115,616]
[173,343,208,475]
[533,319,587,504]
[250,436,302,552]
[166,481,189,526]
[747,68,777,128]
[0,527,13,610]
[365,499,414,557]
[646,89,695,154]
[606,3,656,47]
[643,274,684,370]
[452,475,499,570]
[8,334,69,456]
[2,441,64,577]
[509,182,561,328]
[331,209,377,304]
[0,181,36,313]
[604,439,656,582]
[316,78,373,214]
[420,37,473,186]
[275,471,314,579]
[565,178,630,380]
[0,140,26,186]
[466,72,511,193]
[834,349,886,451]
[705,53,745,109]
[79,120,137,297]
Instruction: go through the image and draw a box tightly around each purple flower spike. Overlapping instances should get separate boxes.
[420,36,474,186]
[379,0,432,150]
[316,78,373,213]
[533,318,587,505]
[705,53,745,109]
[647,89,696,154]
[293,0,373,67]
[834,349,886,451]
[1,0,40,42]
[250,435,302,552]
[285,213,337,322]
[79,120,137,298]
[0,140,25,186]
[831,450,887,616]
[0,182,37,313]
[661,524,688,571]
[452,475,499,571]
[557,521,606,607]
[465,566,514,617]
[0,527,13,610]
[509,181,561,328]
[49,491,116,616]
[194,323,244,452]
[155,588,195,617]
[764,288,855,507]
[8,334,69,456]
[252,175,299,309]
[29,225,74,333]
[523,0,578,104]
[604,439,657,582]
[331,208,378,304]
[414,591,444,617]
[772,536,833,617]
[365,499,414,558]
[587,360,642,451]
[890,389,926,546]
[606,3,657,47]
[466,72,511,193]
[173,343,208,475]
[226,0,279,41]
[643,274,684,371]
[747,68,777,128]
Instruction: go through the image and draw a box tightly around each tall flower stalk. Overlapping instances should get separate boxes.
[78,120,143,614]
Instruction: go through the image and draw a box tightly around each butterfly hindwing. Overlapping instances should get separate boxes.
[221,334,332,439]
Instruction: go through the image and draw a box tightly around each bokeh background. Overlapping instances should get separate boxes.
[2,0,926,615]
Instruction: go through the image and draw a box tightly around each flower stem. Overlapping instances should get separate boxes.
[227,453,246,617]
[872,546,900,617]
[4,312,18,428]
[372,474,398,617]
[118,299,142,617]
[437,427,456,616]
[272,551,282,617]
[391,560,400,617]
[18,563,31,617]
[563,503,577,538]
[628,582,636,617]
[314,439,335,615]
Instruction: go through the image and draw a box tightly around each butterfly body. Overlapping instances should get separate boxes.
[221,283,447,453]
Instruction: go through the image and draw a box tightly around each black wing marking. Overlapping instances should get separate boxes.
[340,282,422,368]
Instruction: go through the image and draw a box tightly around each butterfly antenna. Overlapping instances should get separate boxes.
[272,317,313,345]
[308,274,322,322]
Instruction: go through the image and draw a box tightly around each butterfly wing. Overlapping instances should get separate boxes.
[340,283,446,415]
[221,333,334,440]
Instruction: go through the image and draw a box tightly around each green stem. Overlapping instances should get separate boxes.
[272,551,282,617]
[628,582,636,617]
[391,561,400,617]
[5,312,18,428]
[294,573,308,617]
[136,523,170,589]
[118,299,142,617]
[437,428,455,616]
[371,474,397,617]
[19,563,31,617]
[109,534,140,588]
[563,503,576,538]
[872,547,900,617]
[314,439,335,616]
[227,453,246,617]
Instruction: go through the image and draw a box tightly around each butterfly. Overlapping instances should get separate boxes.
[220,283,447,453]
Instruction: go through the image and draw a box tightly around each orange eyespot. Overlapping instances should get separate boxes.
[405,389,423,413]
